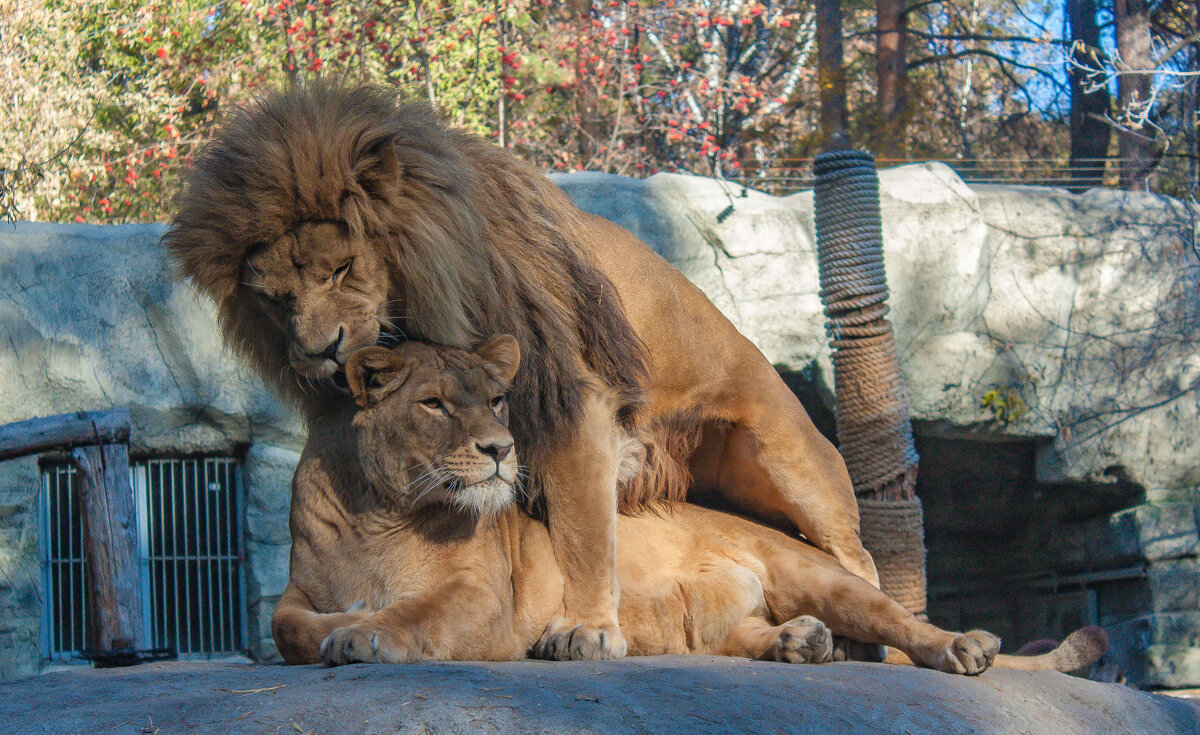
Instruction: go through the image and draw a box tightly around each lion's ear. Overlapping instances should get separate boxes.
[346,347,407,407]
[354,136,402,201]
[475,334,520,384]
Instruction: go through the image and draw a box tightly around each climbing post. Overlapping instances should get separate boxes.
[813,150,926,616]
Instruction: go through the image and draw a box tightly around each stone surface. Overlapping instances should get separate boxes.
[0,457,43,682]
[1118,503,1200,561]
[1148,559,1200,613]
[1108,612,1200,688]
[556,166,1200,498]
[1,659,1196,735]
[0,222,305,679]
[0,222,304,454]
[1047,502,1200,574]
[243,445,300,662]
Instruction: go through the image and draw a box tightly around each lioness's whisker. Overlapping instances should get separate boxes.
[513,467,530,502]
[409,471,439,493]
[405,467,439,493]
[407,465,450,508]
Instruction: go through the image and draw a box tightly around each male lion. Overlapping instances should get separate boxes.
[272,337,1106,675]
[166,80,876,660]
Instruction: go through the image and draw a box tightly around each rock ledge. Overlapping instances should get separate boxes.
[1,658,1196,734]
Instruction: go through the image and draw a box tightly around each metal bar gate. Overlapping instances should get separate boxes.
[40,457,247,660]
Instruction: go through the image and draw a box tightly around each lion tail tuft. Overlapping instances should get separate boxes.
[993,625,1109,672]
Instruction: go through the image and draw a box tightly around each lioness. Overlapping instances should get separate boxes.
[167,82,877,659]
[272,337,1105,674]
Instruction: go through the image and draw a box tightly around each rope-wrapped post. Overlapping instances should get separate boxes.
[813,150,926,617]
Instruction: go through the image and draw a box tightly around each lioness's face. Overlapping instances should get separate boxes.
[346,336,522,518]
[242,221,389,380]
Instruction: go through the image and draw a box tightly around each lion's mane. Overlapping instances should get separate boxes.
[164,80,649,489]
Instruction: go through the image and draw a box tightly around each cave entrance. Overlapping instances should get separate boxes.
[915,428,1146,649]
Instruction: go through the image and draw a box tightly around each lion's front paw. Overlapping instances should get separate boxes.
[531,619,627,661]
[319,623,421,666]
[765,616,834,664]
[931,630,1000,675]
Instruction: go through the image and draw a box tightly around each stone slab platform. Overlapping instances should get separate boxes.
[1,657,1196,734]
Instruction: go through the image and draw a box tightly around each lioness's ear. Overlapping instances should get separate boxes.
[475,334,520,384]
[346,347,406,407]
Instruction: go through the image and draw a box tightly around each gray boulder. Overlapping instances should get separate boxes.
[0,658,1196,734]
[555,165,1200,498]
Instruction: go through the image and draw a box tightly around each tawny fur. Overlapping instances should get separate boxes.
[163,79,649,490]
[273,340,1106,676]
[166,80,889,660]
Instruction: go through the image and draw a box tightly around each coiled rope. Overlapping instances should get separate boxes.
[814,150,926,616]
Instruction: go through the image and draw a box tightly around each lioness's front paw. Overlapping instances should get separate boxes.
[531,619,627,661]
[319,623,421,666]
[765,616,834,664]
[931,630,1000,675]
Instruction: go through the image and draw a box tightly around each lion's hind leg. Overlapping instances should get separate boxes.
[690,412,880,589]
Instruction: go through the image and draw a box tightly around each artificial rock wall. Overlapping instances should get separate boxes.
[0,224,303,674]
[1,165,1198,685]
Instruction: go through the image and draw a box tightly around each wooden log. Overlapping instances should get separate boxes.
[71,443,142,654]
[0,409,131,462]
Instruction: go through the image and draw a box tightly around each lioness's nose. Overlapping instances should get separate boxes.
[477,441,513,462]
[306,326,345,362]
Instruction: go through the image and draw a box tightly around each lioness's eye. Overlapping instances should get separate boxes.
[332,258,353,282]
[490,396,504,409]
[420,397,444,411]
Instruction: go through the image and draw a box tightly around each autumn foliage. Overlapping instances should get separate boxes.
[5,0,1189,223]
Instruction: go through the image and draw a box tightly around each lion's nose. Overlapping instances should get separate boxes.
[306,326,345,363]
[477,441,513,462]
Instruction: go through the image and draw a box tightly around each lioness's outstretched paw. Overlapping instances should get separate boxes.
[319,624,420,666]
[765,616,834,664]
[531,619,627,661]
[932,630,1000,675]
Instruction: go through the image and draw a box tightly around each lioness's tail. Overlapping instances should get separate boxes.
[992,625,1109,672]
[883,625,1108,673]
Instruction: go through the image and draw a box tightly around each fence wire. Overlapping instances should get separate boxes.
[735,156,1199,194]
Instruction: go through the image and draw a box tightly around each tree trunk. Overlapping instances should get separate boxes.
[1067,0,1111,191]
[815,0,849,151]
[72,442,143,656]
[875,0,908,159]
[0,410,142,660]
[1113,0,1159,189]
[569,0,598,164]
